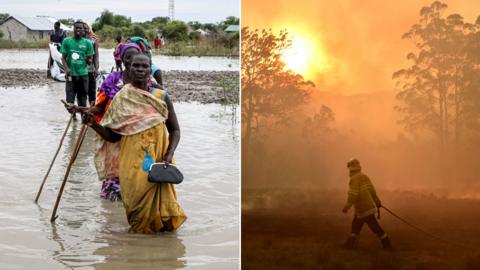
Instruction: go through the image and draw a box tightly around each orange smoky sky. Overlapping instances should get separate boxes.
[242,0,480,94]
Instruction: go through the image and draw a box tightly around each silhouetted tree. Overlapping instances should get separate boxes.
[394,2,478,147]
[241,27,313,162]
[393,1,480,179]
[303,105,336,139]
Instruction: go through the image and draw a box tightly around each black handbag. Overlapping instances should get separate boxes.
[148,162,184,184]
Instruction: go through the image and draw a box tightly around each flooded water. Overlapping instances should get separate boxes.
[0,48,239,71]
[0,83,239,269]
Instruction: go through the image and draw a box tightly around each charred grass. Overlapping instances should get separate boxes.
[242,189,480,270]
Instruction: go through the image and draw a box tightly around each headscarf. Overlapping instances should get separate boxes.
[129,36,152,57]
[119,43,141,59]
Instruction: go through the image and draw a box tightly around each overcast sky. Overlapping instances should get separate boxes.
[0,0,239,23]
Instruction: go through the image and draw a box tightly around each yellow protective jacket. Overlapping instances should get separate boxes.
[346,172,381,218]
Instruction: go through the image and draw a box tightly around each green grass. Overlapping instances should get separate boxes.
[0,39,49,49]
[77,37,238,57]
[157,41,239,57]
[216,74,239,104]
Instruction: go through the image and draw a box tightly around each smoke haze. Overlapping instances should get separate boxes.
[242,1,480,197]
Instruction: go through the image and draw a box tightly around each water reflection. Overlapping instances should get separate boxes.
[93,233,186,270]
[50,223,76,270]
[0,83,239,269]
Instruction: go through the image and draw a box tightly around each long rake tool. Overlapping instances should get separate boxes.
[34,113,74,203]
[50,124,88,222]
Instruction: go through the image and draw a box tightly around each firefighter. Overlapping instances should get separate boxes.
[342,158,392,250]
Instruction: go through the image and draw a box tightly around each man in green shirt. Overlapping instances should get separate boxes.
[342,158,392,250]
[60,20,94,109]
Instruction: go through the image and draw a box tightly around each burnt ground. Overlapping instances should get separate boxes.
[242,189,480,270]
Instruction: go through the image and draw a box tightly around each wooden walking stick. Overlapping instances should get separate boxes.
[34,113,74,203]
[50,124,88,222]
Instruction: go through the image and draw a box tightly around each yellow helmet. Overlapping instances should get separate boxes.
[347,158,361,170]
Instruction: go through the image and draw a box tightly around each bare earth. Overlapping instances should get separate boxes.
[0,69,239,104]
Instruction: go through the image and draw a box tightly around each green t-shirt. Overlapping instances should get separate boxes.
[86,38,96,72]
[60,37,94,76]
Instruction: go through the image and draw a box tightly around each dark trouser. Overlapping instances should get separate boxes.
[87,72,96,104]
[351,214,385,238]
[66,75,88,107]
[115,60,122,71]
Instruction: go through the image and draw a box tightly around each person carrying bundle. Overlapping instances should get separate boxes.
[82,53,186,233]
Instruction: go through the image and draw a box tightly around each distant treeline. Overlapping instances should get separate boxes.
[60,10,239,56]
[0,11,239,56]
[242,1,480,194]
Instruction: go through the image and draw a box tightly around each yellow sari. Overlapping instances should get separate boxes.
[99,84,186,233]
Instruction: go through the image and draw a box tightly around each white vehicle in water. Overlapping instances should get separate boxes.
[47,42,66,81]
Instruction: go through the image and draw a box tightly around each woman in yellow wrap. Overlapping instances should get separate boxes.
[83,54,186,233]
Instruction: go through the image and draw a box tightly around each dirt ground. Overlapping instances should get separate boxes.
[163,70,238,104]
[242,189,480,270]
[0,69,52,88]
[0,69,239,104]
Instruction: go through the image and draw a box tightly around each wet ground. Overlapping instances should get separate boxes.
[0,69,239,104]
[0,82,239,269]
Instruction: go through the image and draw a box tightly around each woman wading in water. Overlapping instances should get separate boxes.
[83,54,186,233]
[89,43,161,200]
[89,43,141,200]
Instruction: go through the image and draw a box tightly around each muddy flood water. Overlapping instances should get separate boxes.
[0,48,239,71]
[0,81,239,269]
